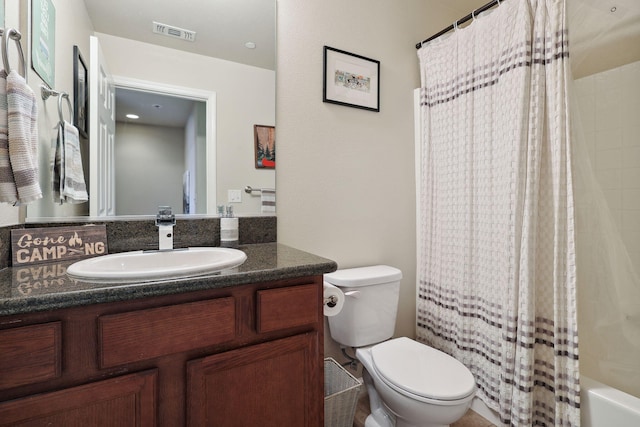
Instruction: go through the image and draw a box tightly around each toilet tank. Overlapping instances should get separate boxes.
[325,265,402,347]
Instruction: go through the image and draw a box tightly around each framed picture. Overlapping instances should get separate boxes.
[323,46,380,112]
[73,45,88,138]
[254,125,275,169]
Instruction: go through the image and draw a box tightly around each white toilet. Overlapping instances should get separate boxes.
[324,265,476,427]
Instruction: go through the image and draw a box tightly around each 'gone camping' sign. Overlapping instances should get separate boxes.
[11,225,108,266]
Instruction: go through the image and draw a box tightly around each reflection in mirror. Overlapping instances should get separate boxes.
[25,0,275,220]
[114,88,206,216]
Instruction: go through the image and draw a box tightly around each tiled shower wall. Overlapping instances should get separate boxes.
[574,60,640,257]
[573,59,640,398]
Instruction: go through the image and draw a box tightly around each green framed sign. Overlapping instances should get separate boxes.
[31,0,55,87]
[0,1,5,28]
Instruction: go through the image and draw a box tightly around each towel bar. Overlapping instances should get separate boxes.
[245,186,262,194]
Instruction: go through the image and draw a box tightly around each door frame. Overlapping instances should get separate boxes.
[112,76,217,215]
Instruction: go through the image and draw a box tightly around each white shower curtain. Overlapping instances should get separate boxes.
[416,0,580,425]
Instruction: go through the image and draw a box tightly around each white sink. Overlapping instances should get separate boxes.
[66,247,247,283]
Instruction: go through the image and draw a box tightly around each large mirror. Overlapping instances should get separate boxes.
[26,0,275,220]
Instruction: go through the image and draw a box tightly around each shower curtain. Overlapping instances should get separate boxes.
[416,0,580,425]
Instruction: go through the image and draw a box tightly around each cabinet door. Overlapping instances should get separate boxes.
[187,333,322,427]
[0,322,61,390]
[0,370,157,427]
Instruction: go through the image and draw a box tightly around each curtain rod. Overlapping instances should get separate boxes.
[415,0,503,49]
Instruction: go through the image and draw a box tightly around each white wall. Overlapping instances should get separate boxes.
[276,0,463,360]
[114,122,184,215]
[95,33,275,216]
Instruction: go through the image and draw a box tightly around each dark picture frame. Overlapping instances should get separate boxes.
[323,46,380,112]
[254,125,275,169]
[73,45,88,138]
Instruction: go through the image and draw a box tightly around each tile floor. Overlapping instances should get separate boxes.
[352,391,497,427]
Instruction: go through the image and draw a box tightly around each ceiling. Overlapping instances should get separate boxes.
[82,0,638,75]
[115,88,197,127]
[83,0,276,71]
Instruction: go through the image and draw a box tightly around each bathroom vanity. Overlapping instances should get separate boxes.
[0,243,336,426]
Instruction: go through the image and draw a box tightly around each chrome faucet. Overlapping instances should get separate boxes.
[156,206,176,251]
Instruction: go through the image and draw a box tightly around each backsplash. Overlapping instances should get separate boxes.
[0,216,276,269]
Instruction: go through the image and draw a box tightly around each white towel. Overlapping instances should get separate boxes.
[53,120,88,204]
[0,69,18,203]
[6,69,41,203]
[261,188,275,214]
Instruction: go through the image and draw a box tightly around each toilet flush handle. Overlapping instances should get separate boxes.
[344,290,361,299]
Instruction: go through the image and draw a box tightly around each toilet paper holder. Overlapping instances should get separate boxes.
[324,290,360,307]
[324,295,339,308]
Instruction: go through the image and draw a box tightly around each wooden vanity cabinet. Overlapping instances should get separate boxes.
[0,276,324,427]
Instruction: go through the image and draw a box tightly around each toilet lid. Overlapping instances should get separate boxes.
[371,337,476,401]
[324,265,402,287]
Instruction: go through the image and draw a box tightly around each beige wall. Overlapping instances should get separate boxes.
[275,0,462,361]
[0,0,93,222]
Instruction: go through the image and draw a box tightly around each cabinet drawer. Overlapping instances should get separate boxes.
[256,284,319,333]
[0,322,62,390]
[99,297,236,368]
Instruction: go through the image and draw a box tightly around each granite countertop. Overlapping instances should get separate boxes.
[0,243,337,317]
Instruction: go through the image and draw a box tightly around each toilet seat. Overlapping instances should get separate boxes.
[371,337,476,403]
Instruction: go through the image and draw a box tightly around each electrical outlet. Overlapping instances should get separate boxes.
[228,189,242,203]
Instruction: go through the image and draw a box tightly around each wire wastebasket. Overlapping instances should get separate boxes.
[324,357,362,427]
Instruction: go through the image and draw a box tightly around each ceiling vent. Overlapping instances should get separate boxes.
[152,21,196,42]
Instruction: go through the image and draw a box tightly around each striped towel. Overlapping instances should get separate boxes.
[261,188,275,214]
[6,70,41,204]
[53,121,88,204]
[0,69,18,203]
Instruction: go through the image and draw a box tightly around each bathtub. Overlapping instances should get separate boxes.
[469,376,640,426]
[581,376,640,427]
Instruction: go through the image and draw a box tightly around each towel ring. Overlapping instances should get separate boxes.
[58,93,73,123]
[1,28,26,78]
